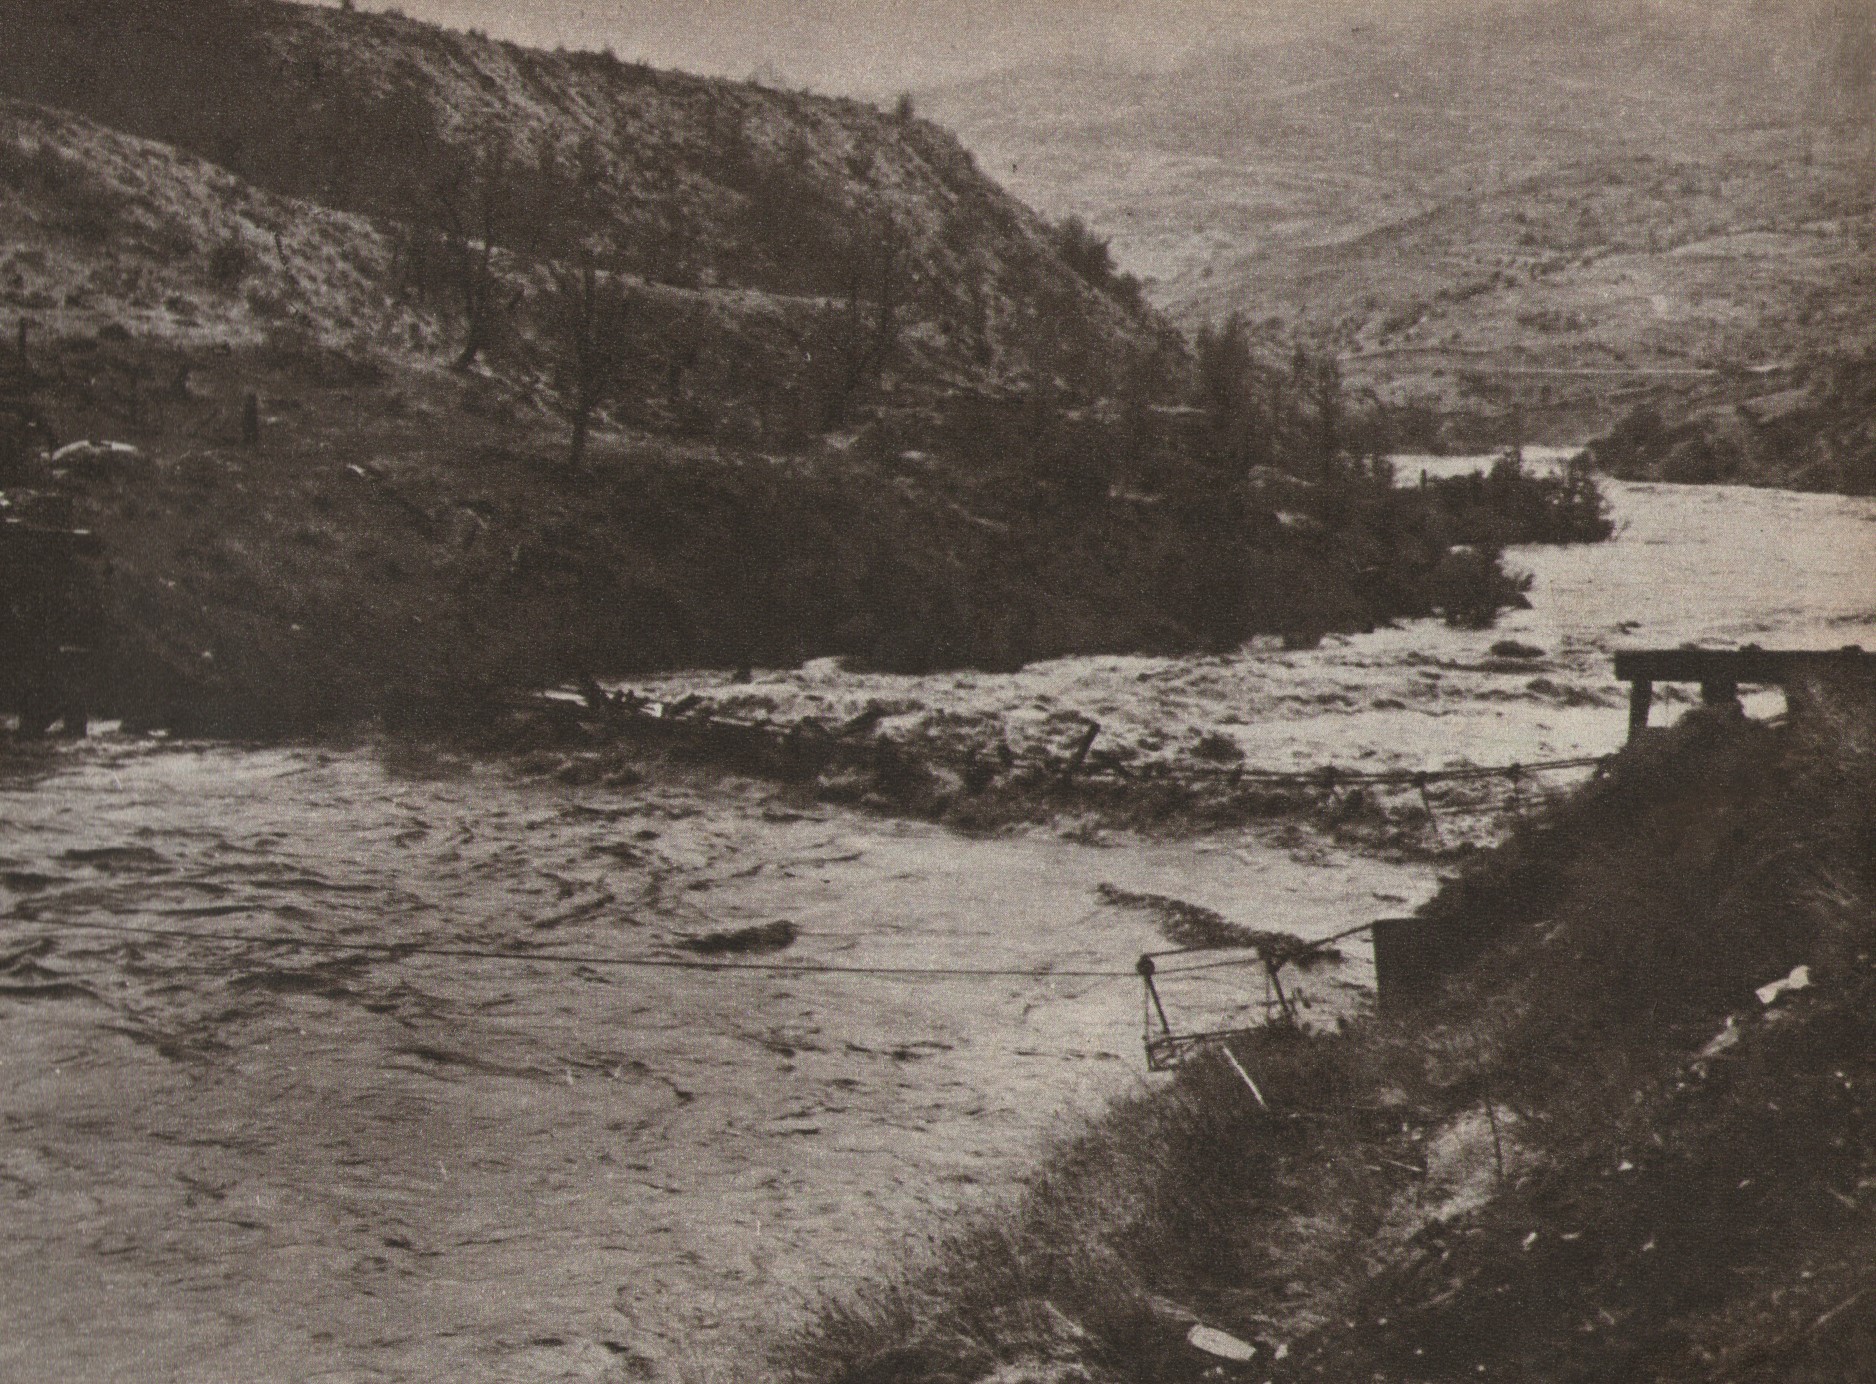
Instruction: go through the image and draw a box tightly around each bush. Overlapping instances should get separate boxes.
[1053,215,1113,283]
[1430,544,1532,628]
[207,235,253,288]
[1420,455,1613,546]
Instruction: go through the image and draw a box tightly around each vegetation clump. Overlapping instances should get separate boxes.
[1053,214,1146,307]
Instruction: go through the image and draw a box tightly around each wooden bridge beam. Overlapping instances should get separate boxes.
[1615,646,1874,741]
[1627,679,1653,739]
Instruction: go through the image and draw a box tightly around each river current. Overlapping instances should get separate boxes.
[1,473,1871,1382]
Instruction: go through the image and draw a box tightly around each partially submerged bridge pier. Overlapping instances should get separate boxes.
[1614,646,1876,740]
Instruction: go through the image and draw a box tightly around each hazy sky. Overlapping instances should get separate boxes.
[319,0,1353,92]
[316,1,1854,98]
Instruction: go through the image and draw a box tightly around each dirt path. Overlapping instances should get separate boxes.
[0,743,1426,1383]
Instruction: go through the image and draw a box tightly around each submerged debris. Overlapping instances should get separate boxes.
[680,920,799,956]
[1097,883,1342,966]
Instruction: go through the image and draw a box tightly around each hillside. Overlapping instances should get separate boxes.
[0,102,1610,733]
[0,101,427,353]
[1586,353,1876,494]
[796,678,1876,1384]
[0,0,1185,420]
[0,0,1631,734]
[923,0,1876,443]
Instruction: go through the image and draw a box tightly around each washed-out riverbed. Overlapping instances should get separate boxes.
[2,472,1872,1383]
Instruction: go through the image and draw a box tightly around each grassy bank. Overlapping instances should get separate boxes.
[789,680,1876,1383]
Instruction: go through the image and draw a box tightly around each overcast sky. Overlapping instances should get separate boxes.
[316,2,1843,98]
[320,0,1361,92]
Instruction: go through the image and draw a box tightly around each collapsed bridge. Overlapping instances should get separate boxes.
[1615,645,1876,739]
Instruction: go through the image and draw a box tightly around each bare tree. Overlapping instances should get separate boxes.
[814,215,907,430]
[1289,344,1344,475]
[548,252,635,468]
[427,138,525,370]
[1193,314,1277,476]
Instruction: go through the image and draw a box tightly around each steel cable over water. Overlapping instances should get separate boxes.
[0,913,1285,981]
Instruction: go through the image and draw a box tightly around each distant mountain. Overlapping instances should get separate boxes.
[923,0,1876,440]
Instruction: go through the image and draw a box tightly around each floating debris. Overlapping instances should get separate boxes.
[680,920,799,956]
[1097,884,1342,966]
[1187,1324,1258,1362]
[1099,884,1252,950]
[1756,963,1811,1006]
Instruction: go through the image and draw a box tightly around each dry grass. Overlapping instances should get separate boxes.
[786,1030,1406,1384]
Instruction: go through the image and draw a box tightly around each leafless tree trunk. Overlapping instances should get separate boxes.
[551,254,633,468]
[818,218,906,430]
[429,142,518,370]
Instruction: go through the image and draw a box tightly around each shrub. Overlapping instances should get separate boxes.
[207,235,253,288]
[1053,214,1113,283]
[1430,545,1532,628]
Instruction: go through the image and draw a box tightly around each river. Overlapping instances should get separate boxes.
[1,474,1871,1383]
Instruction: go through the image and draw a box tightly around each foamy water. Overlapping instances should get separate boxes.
[633,474,1876,777]
[1,474,1870,1382]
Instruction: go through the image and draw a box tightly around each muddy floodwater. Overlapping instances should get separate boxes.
[3,474,1873,1383]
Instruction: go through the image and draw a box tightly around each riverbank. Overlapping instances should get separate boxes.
[791,672,1876,1384]
[477,471,1872,850]
[1,70,1614,738]
[12,329,1613,737]
[1586,354,1876,495]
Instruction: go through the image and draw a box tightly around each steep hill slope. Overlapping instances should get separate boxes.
[0,100,423,353]
[0,5,1616,732]
[924,0,1876,442]
[0,103,1546,731]
[0,0,1183,414]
